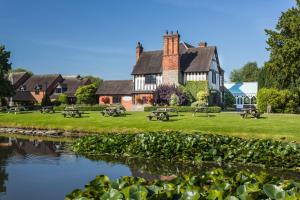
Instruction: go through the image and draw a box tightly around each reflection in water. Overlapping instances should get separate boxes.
[0,138,13,193]
[0,137,299,200]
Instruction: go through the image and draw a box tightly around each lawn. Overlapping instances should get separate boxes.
[0,111,300,142]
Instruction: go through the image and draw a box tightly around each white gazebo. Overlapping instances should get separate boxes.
[224,82,258,110]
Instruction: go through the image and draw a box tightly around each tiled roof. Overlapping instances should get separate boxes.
[96,80,133,95]
[131,43,222,75]
[12,91,36,102]
[11,72,30,88]
[61,77,90,97]
[21,74,62,91]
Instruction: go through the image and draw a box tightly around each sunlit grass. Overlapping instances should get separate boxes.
[0,111,300,142]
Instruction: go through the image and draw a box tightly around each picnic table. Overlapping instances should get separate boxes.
[156,107,178,116]
[7,106,26,114]
[40,106,55,114]
[100,107,125,117]
[147,110,170,121]
[240,108,262,119]
[193,106,209,117]
[0,106,8,113]
[62,106,83,118]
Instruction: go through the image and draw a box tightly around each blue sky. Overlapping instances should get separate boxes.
[0,0,295,81]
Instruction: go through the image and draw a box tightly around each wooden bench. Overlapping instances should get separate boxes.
[193,106,209,117]
[147,111,170,121]
[100,107,125,117]
[7,106,25,114]
[62,106,83,118]
[240,108,263,119]
[40,106,55,114]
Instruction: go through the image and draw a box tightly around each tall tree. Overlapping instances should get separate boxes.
[84,75,103,87]
[0,45,14,99]
[230,62,260,82]
[264,0,300,90]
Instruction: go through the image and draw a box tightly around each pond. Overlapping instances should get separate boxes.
[0,136,299,200]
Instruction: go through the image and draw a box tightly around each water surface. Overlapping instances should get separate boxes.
[0,136,299,200]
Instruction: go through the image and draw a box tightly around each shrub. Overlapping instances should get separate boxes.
[224,89,235,108]
[41,93,51,106]
[154,85,189,106]
[169,93,179,106]
[58,94,68,104]
[144,106,221,113]
[183,81,208,102]
[75,83,97,105]
[101,96,110,104]
[257,88,299,113]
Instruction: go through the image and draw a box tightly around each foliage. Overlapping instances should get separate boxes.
[72,132,300,169]
[58,93,68,104]
[41,93,51,106]
[257,66,275,89]
[101,96,110,104]
[196,90,209,106]
[264,1,300,90]
[11,67,33,76]
[0,45,14,98]
[183,81,208,102]
[84,75,103,87]
[230,62,260,82]
[66,168,300,200]
[144,106,221,113]
[75,83,97,105]
[257,88,299,113]
[169,93,179,106]
[224,89,235,108]
[153,85,189,106]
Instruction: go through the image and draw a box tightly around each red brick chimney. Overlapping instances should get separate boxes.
[199,41,207,48]
[136,42,143,62]
[163,30,180,71]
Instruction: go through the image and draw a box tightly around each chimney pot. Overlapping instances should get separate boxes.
[199,42,207,47]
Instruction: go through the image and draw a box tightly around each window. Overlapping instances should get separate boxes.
[211,71,217,84]
[251,96,257,104]
[34,85,42,95]
[20,85,26,91]
[244,96,250,104]
[112,96,121,104]
[145,74,156,84]
[55,88,62,94]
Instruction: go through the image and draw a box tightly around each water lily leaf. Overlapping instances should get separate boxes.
[206,189,223,200]
[100,188,123,200]
[180,186,201,200]
[263,184,285,200]
[121,185,148,200]
[225,196,239,200]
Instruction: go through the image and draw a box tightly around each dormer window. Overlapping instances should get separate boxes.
[35,85,42,95]
[20,85,26,91]
[145,74,156,84]
[55,85,62,94]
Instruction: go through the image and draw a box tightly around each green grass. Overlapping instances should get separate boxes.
[0,111,300,142]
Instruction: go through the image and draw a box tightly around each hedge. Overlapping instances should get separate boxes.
[144,106,221,113]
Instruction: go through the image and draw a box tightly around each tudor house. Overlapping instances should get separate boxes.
[97,31,224,110]
[10,73,90,105]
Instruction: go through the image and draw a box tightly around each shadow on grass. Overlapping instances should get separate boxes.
[193,114,216,118]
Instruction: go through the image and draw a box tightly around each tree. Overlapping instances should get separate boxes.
[11,68,33,76]
[58,93,68,104]
[84,75,103,87]
[75,83,97,105]
[41,93,51,106]
[230,62,260,82]
[0,45,14,99]
[264,0,300,91]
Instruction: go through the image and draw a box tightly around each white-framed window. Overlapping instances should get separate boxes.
[145,74,156,84]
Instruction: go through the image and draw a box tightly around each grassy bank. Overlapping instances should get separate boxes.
[0,111,300,142]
